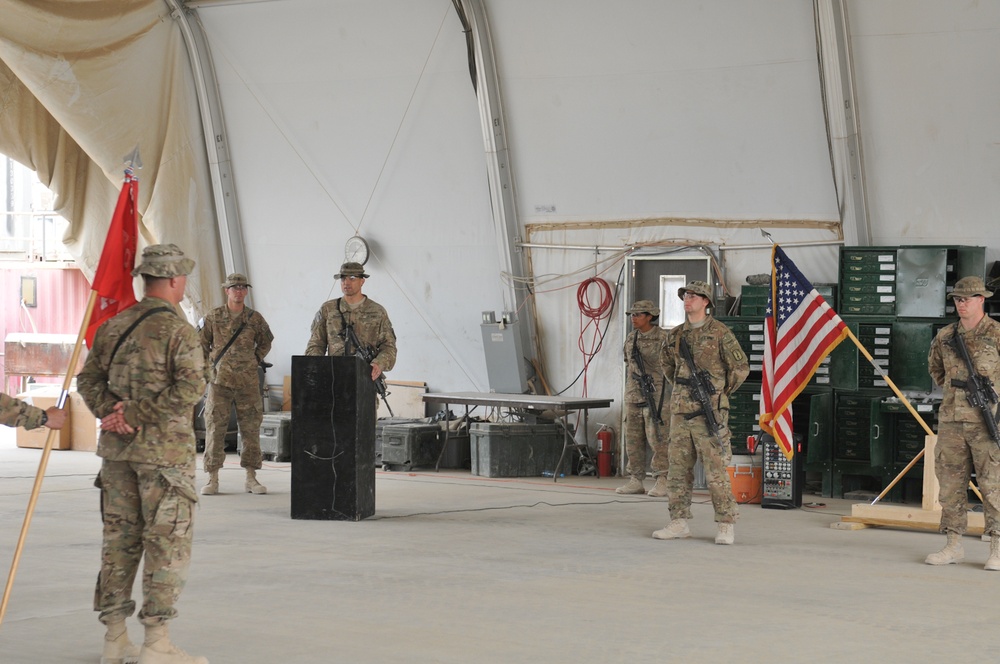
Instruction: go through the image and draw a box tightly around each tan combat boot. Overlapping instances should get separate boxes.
[138,624,208,664]
[715,522,735,545]
[986,534,1000,571]
[200,471,218,496]
[615,477,645,495]
[245,469,267,495]
[101,620,139,664]
[925,532,964,565]
[647,475,669,497]
[652,518,690,540]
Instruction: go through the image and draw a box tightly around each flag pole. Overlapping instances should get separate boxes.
[844,328,982,506]
[0,290,98,627]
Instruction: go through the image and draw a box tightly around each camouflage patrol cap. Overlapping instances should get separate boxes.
[335,262,370,279]
[626,299,660,318]
[950,276,994,299]
[678,280,713,305]
[222,273,251,289]
[132,244,195,278]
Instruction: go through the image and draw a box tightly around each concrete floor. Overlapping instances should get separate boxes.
[0,430,996,663]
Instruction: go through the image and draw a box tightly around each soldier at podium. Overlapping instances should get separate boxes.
[305,262,397,389]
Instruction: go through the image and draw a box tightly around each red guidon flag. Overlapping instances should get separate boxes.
[759,245,848,459]
[85,170,139,347]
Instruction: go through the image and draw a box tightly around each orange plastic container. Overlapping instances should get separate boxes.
[727,462,762,504]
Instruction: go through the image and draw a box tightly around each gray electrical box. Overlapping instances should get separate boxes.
[481,311,529,393]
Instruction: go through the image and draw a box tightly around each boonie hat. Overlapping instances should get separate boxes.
[222,273,251,289]
[335,262,370,279]
[626,300,660,318]
[950,276,994,299]
[132,244,195,278]
[678,280,713,305]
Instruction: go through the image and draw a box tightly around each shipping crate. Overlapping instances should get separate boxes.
[69,391,98,452]
[469,422,565,478]
[381,423,441,471]
[375,418,422,465]
[15,387,71,450]
[237,412,292,461]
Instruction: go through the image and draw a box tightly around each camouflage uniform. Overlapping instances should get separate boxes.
[0,391,46,429]
[200,303,273,474]
[77,245,206,627]
[623,326,671,480]
[660,314,749,524]
[928,315,1000,537]
[304,297,397,371]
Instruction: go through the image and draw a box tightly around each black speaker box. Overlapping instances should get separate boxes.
[291,356,376,520]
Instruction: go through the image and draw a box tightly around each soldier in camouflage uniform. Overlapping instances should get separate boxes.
[305,262,397,393]
[78,244,209,664]
[616,300,671,497]
[200,273,274,496]
[0,391,67,431]
[926,276,1000,570]
[652,281,749,545]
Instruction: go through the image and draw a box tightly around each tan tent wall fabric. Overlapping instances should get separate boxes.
[0,57,118,263]
[0,0,222,316]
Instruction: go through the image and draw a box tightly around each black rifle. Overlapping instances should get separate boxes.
[677,337,724,444]
[630,333,664,425]
[343,323,394,417]
[948,331,1000,446]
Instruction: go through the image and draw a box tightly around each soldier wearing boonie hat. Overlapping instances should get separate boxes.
[653,279,749,546]
[677,280,714,306]
[221,272,252,289]
[131,243,195,278]
[305,261,397,402]
[334,262,370,279]
[948,275,994,300]
[200,270,274,497]
[78,243,210,662]
[618,299,671,497]
[926,274,1000,570]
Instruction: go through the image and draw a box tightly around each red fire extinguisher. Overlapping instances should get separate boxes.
[596,425,614,478]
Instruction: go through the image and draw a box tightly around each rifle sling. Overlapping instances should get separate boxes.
[108,306,174,367]
[337,298,360,357]
[212,309,252,368]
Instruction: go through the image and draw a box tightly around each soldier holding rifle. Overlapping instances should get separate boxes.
[305,262,397,412]
[616,300,671,497]
[653,281,748,545]
[926,276,1000,569]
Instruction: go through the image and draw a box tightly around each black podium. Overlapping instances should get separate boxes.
[291,356,376,520]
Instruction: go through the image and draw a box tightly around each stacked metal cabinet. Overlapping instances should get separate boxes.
[823,244,985,499]
[726,380,760,456]
[719,312,766,457]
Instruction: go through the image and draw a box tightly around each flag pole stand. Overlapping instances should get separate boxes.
[0,291,98,627]
[832,328,983,533]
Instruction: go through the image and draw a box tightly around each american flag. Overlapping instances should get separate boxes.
[760,245,848,459]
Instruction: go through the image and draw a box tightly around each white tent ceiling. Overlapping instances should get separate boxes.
[1,0,997,430]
